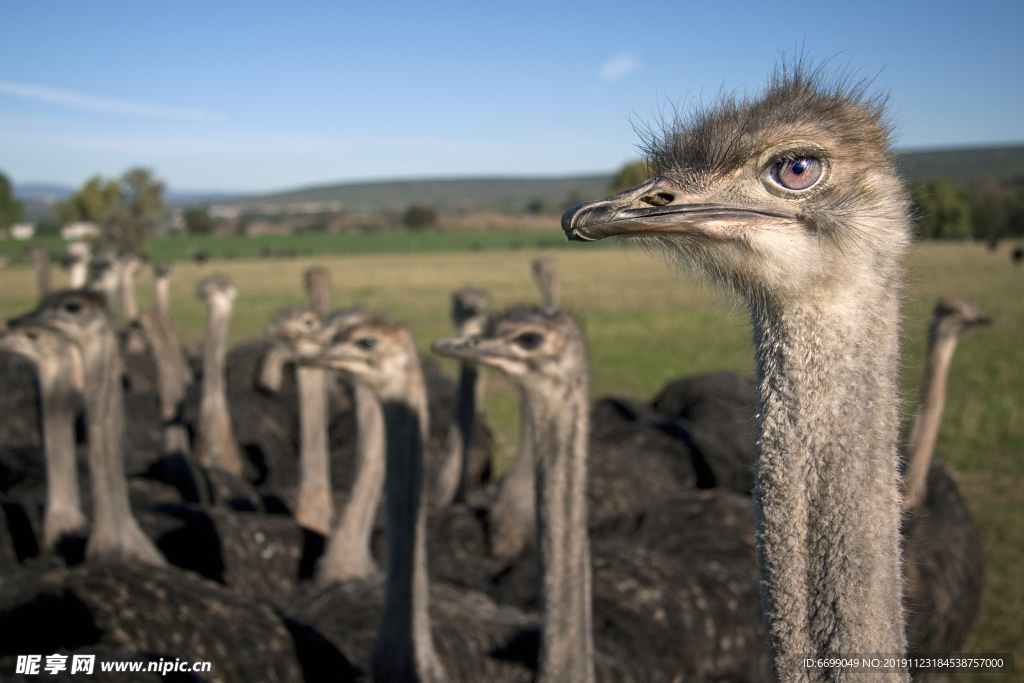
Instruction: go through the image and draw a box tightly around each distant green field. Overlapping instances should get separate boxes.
[0,229,612,264]
[1,242,1021,680]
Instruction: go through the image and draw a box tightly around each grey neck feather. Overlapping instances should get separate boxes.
[35,350,86,550]
[120,266,139,321]
[524,371,595,683]
[489,395,535,559]
[903,320,960,512]
[294,365,333,535]
[138,310,192,455]
[317,381,385,582]
[81,325,165,566]
[154,274,171,316]
[371,364,448,683]
[195,299,244,476]
[751,294,906,680]
[31,249,52,300]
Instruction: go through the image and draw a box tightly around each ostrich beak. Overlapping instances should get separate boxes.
[431,335,482,361]
[561,176,795,242]
[432,335,519,365]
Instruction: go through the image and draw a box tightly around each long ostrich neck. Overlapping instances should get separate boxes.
[69,260,88,289]
[524,368,595,683]
[751,294,906,679]
[372,361,447,683]
[81,327,165,565]
[295,365,333,535]
[317,381,385,583]
[36,356,86,549]
[121,268,139,321]
[154,273,171,315]
[489,396,535,558]
[34,252,52,298]
[436,315,487,506]
[197,298,243,475]
[903,319,960,511]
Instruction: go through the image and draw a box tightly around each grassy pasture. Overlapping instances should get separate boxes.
[1,240,1021,678]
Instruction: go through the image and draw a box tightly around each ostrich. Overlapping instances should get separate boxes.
[9,290,165,566]
[434,309,595,682]
[435,287,490,506]
[305,266,332,317]
[24,244,51,300]
[532,257,560,313]
[193,274,246,478]
[118,254,143,324]
[266,304,337,536]
[138,261,193,457]
[65,241,92,289]
[901,298,987,673]
[485,259,558,558]
[292,315,537,683]
[0,323,87,551]
[562,64,911,679]
[85,246,122,321]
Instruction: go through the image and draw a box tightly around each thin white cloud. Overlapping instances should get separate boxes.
[600,52,640,81]
[0,80,212,121]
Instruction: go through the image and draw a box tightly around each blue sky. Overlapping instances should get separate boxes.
[1,0,1021,194]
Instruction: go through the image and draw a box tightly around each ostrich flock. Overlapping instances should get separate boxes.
[0,67,989,682]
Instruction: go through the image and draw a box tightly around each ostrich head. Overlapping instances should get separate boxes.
[562,66,911,310]
[0,321,86,391]
[930,297,991,341]
[9,290,113,356]
[433,307,586,392]
[305,316,418,401]
[196,274,237,310]
[267,304,322,357]
[451,287,490,336]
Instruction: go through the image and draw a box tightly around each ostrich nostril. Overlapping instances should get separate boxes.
[641,192,674,207]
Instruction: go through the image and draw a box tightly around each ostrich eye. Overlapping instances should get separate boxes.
[772,157,823,191]
[356,337,376,349]
[64,302,82,313]
[515,332,544,350]
[26,331,38,341]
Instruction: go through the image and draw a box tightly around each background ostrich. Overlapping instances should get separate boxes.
[435,286,490,506]
[305,266,332,318]
[193,274,246,479]
[0,323,87,552]
[138,261,193,457]
[531,257,560,313]
[901,298,988,675]
[64,241,92,289]
[266,304,336,536]
[23,244,51,301]
[9,290,164,566]
[563,64,912,679]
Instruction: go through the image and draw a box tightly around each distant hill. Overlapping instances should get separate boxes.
[223,175,616,213]
[895,145,1024,185]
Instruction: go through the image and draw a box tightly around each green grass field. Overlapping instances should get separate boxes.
[1,240,1021,678]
